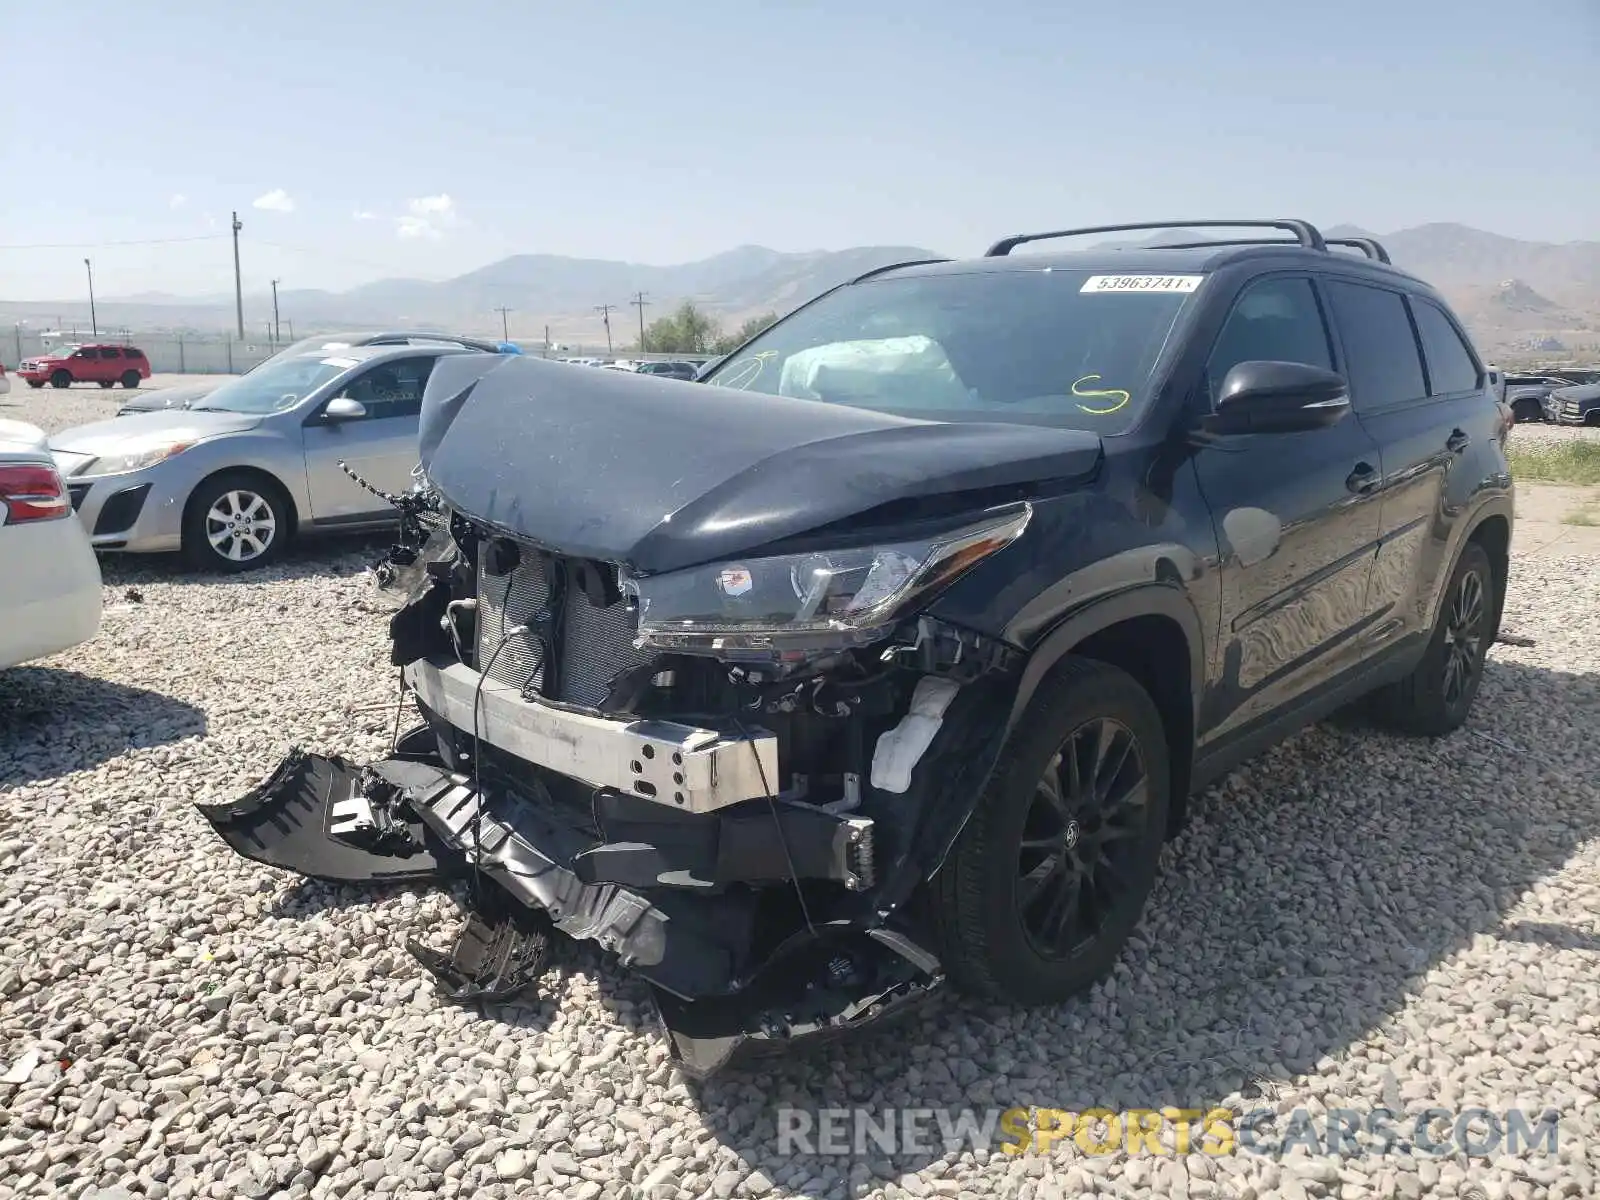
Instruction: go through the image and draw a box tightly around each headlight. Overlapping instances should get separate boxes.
[87,442,194,475]
[628,503,1031,656]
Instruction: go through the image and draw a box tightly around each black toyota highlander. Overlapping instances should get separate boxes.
[202,219,1515,1076]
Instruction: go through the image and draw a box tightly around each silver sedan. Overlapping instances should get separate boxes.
[49,344,484,571]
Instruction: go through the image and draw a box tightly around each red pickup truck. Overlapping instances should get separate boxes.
[18,344,152,389]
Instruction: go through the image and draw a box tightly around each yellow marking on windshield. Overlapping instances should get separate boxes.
[717,350,780,391]
[1071,374,1131,415]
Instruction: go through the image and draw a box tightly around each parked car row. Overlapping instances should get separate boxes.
[1494,371,1600,425]
[559,355,711,379]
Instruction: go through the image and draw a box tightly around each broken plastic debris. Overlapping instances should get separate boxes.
[869,676,961,794]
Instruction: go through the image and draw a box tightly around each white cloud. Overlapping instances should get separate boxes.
[252,188,295,213]
[394,194,457,239]
[352,209,378,221]
[395,215,440,240]
[169,193,187,210]
[408,194,454,217]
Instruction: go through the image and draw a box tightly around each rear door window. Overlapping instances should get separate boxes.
[1324,281,1428,410]
[1410,300,1482,396]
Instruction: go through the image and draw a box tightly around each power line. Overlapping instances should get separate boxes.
[0,234,228,251]
[231,212,245,340]
[630,291,650,349]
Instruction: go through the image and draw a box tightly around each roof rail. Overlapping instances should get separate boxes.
[984,219,1328,257]
[849,257,950,284]
[1324,237,1392,264]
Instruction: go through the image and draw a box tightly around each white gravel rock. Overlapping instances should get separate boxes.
[1,393,1597,1197]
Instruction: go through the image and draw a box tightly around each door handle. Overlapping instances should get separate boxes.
[1446,429,1470,453]
[1346,462,1380,494]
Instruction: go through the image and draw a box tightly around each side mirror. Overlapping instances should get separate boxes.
[322,396,367,423]
[1203,361,1350,436]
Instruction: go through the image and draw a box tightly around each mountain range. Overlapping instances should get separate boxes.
[5,223,1597,359]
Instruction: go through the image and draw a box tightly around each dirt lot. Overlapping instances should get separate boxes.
[1,374,236,437]
[2,389,1598,1200]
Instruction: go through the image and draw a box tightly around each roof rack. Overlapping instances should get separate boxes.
[850,257,950,284]
[1323,237,1392,264]
[984,219,1329,257]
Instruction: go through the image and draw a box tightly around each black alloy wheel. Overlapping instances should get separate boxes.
[932,657,1170,1006]
[1371,539,1496,736]
[1016,717,1151,961]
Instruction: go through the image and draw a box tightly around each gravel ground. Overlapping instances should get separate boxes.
[1508,421,1600,450]
[1,375,236,438]
[2,411,1599,1199]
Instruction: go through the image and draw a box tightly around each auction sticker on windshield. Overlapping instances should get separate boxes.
[1080,275,1203,294]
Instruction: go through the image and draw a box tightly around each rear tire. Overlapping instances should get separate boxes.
[121,371,141,389]
[930,657,1170,1005]
[50,370,71,388]
[1370,541,1496,736]
[181,472,290,573]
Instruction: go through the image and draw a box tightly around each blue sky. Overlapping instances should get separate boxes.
[4,0,1597,298]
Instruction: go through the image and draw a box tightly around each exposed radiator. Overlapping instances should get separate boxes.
[475,549,654,708]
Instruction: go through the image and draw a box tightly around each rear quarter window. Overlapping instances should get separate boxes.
[1410,300,1481,395]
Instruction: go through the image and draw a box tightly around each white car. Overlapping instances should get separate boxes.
[0,418,103,668]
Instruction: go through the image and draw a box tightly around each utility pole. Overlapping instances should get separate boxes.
[231,211,244,340]
[84,258,98,337]
[595,304,616,355]
[270,278,281,345]
[630,291,650,351]
[494,306,513,341]
[543,324,550,358]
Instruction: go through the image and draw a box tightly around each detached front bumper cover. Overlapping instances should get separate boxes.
[197,746,942,1076]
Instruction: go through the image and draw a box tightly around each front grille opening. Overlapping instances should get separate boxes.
[475,547,654,708]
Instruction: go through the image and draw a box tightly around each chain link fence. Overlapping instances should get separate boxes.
[6,328,706,374]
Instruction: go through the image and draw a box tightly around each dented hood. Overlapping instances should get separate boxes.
[419,354,1103,574]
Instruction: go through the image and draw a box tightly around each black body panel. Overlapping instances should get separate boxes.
[418,353,1103,573]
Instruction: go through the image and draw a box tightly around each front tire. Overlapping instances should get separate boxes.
[931,658,1170,1006]
[50,370,71,388]
[98,379,115,389]
[121,370,141,389]
[1371,541,1496,736]
[182,472,290,572]
[26,380,44,389]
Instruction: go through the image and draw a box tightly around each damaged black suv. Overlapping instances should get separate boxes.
[203,219,1515,1076]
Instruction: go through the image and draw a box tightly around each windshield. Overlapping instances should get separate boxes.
[194,356,352,413]
[701,269,1203,433]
